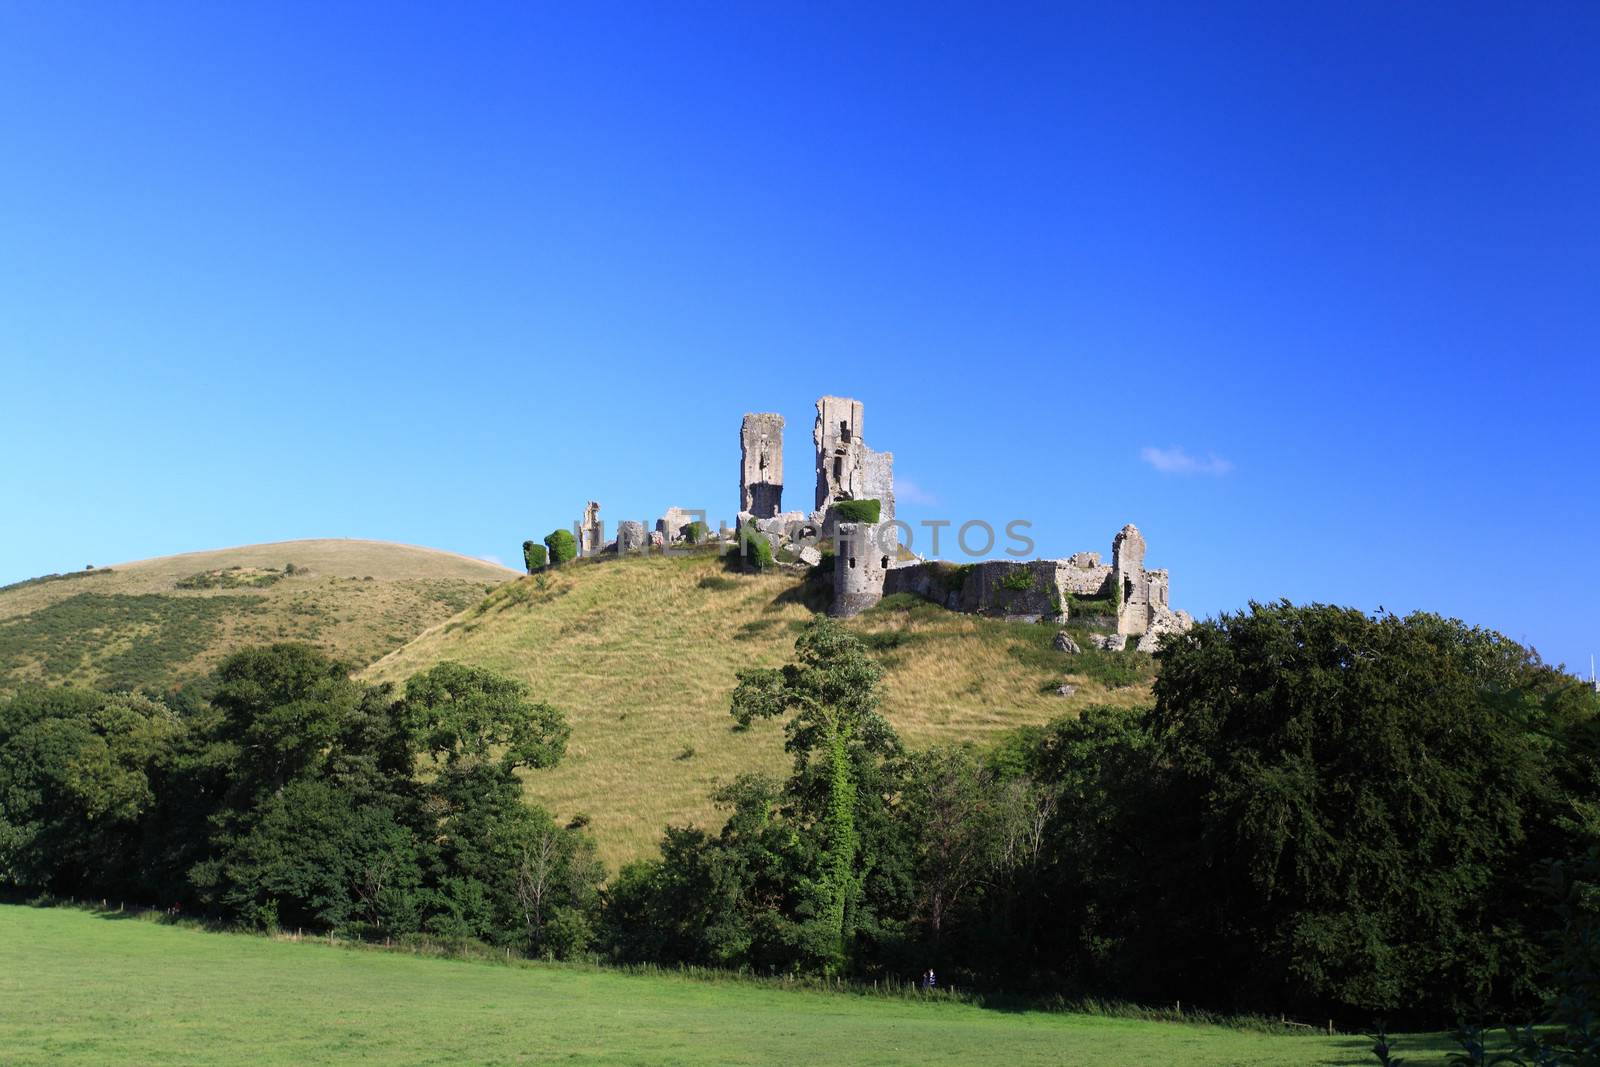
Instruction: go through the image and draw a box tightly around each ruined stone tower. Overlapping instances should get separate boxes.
[832,521,890,617]
[579,501,604,558]
[813,396,895,523]
[739,413,784,518]
[1112,523,1148,636]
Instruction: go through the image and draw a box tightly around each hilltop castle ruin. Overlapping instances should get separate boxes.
[568,394,1193,651]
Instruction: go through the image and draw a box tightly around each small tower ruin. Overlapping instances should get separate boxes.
[739,413,784,518]
[579,501,604,557]
[832,521,890,617]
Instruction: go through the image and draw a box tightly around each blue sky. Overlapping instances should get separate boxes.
[2,3,1596,672]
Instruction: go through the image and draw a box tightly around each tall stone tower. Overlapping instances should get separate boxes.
[739,413,784,518]
[1112,523,1149,636]
[812,396,894,523]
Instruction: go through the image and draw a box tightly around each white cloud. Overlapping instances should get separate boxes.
[1140,446,1234,477]
[895,477,939,506]
[480,554,506,567]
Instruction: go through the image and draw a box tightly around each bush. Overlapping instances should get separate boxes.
[741,523,776,571]
[832,499,881,524]
[544,529,577,566]
[522,541,548,574]
[684,521,710,545]
[1000,568,1036,591]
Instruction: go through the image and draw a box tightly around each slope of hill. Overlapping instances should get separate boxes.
[0,539,515,694]
[364,550,1153,867]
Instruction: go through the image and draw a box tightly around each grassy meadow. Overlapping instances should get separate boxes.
[363,550,1152,867]
[0,903,1458,1066]
[0,539,514,694]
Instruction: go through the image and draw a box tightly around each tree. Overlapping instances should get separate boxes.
[903,746,1001,947]
[0,688,182,895]
[1141,603,1593,1021]
[730,617,900,971]
[544,529,576,566]
[522,540,548,574]
[399,662,569,774]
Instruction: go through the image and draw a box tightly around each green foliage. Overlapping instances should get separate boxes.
[0,592,265,691]
[0,642,597,957]
[832,499,882,524]
[522,541,548,574]
[999,568,1036,592]
[0,568,115,594]
[726,619,903,973]
[740,522,776,571]
[175,566,289,590]
[0,688,182,894]
[400,661,570,773]
[684,521,710,545]
[543,529,577,566]
[1138,603,1594,1021]
[1065,593,1116,618]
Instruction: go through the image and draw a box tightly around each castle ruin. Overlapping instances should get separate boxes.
[739,413,784,518]
[562,394,1194,651]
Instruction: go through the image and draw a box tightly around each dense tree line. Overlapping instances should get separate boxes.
[3,604,1597,1026]
[0,646,598,955]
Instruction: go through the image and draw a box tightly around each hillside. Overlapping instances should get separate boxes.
[365,550,1154,867]
[0,540,514,695]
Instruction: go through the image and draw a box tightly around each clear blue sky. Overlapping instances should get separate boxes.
[2,3,1596,672]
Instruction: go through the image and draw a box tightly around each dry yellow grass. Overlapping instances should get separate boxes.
[363,551,1153,870]
[0,539,515,693]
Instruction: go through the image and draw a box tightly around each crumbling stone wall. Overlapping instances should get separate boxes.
[616,520,648,554]
[740,413,784,518]
[656,506,702,543]
[813,396,894,525]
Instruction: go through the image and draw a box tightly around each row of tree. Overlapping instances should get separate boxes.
[2,604,1597,1026]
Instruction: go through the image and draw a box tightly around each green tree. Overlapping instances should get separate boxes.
[522,540,547,574]
[730,617,900,972]
[1142,603,1591,1021]
[0,688,182,895]
[399,661,569,774]
[544,528,576,566]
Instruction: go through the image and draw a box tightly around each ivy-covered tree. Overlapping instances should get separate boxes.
[730,617,901,972]
[522,540,547,574]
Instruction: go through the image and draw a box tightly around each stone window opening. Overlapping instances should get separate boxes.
[880,555,889,569]
[833,456,843,480]
[1124,577,1134,602]
[840,420,851,442]
[849,557,857,569]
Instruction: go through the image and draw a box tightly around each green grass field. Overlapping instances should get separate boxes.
[0,903,1469,1066]
[363,550,1152,867]
[0,540,515,694]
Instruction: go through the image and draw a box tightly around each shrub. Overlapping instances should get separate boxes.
[684,521,710,545]
[741,523,776,571]
[1000,568,1036,591]
[832,498,881,524]
[544,529,577,566]
[522,540,548,574]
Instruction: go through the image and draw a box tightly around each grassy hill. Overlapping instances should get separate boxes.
[364,550,1154,868]
[0,903,1427,1066]
[0,539,514,695]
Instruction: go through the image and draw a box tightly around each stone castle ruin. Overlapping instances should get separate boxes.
[739,413,784,518]
[568,394,1194,651]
